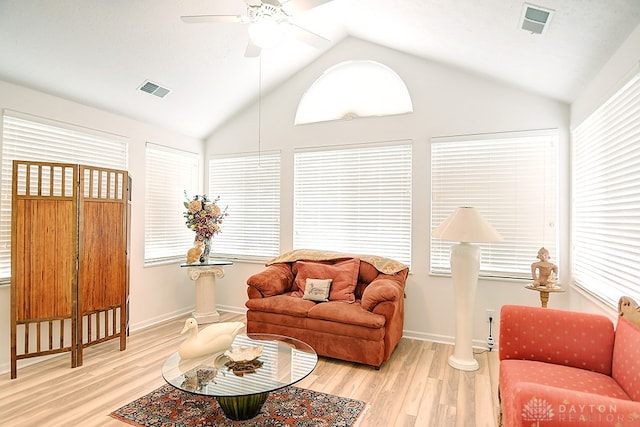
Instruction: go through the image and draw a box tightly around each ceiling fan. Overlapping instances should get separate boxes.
[180,0,334,57]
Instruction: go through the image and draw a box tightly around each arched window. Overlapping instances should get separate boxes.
[295,60,413,125]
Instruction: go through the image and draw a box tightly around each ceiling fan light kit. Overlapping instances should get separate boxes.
[180,0,333,56]
[248,19,285,49]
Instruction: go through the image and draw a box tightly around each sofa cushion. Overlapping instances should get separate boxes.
[612,317,640,401]
[305,317,385,341]
[358,261,380,284]
[246,263,294,296]
[292,258,360,303]
[245,294,316,317]
[501,359,630,401]
[501,360,636,427]
[302,278,332,302]
[307,301,385,329]
[361,278,403,311]
[355,261,380,299]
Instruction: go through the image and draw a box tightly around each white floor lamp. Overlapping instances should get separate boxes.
[432,207,502,371]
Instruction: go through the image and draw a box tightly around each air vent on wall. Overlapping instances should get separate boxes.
[520,3,554,35]
[138,80,171,98]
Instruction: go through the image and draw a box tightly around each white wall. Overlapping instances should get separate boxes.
[0,80,204,374]
[571,23,640,129]
[205,37,571,346]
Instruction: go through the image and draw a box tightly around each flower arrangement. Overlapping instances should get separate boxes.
[183,192,228,262]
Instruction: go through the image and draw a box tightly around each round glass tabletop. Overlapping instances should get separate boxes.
[162,333,318,398]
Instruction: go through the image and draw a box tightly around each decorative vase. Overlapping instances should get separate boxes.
[199,238,211,263]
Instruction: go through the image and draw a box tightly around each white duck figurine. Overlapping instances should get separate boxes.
[178,318,245,359]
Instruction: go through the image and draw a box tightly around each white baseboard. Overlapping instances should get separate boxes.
[401,329,495,351]
[402,329,454,345]
[216,304,247,315]
[129,307,194,332]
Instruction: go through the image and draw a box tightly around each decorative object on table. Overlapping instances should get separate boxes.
[432,206,503,371]
[224,357,264,376]
[178,318,244,359]
[181,366,218,392]
[183,192,228,264]
[222,345,264,376]
[530,247,558,287]
[186,240,203,264]
[224,345,263,362]
[526,247,563,307]
[110,384,368,427]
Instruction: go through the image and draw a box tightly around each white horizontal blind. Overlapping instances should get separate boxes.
[1,111,128,281]
[294,142,412,266]
[572,72,640,307]
[209,152,280,258]
[144,143,199,263]
[431,131,557,279]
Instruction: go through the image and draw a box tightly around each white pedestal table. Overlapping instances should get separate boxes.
[180,260,233,324]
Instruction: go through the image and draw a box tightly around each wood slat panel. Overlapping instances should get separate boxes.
[11,161,79,378]
[78,201,127,310]
[14,199,76,319]
[77,165,129,365]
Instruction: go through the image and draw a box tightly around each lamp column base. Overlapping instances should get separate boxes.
[448,354,479,371]
[449,242,481,372]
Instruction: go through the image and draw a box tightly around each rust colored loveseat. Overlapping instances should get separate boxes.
[498,296,640,427]
[245,249,409,368]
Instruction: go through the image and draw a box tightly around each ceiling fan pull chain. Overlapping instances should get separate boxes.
[258,54,262,166]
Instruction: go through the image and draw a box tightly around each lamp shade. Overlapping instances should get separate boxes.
[432,206,503,243]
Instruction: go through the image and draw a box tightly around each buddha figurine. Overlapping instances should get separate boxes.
[531,247,558,287]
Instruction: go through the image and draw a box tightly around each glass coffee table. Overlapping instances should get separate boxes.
[162,333,318,420]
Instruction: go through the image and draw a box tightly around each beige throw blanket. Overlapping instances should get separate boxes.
[266,249,408,275]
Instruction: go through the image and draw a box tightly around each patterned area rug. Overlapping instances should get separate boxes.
[110,384,367,426]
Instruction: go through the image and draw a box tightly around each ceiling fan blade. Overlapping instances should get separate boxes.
[288,23,330,49]
[244,39,262,57]
[180,15,245,24]
[280,0,333,15]
[261,0,283,6]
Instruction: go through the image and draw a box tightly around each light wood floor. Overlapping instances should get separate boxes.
[0,312,501,427]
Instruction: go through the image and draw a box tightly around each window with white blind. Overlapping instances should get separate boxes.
[572,71,640,307]
[144,143,199,263]
[430,131,558,279]
[0,111,128,282]
[209,152,280,259]
[293,142,412,267]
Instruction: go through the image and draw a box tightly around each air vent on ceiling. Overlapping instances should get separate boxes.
[520,3,554,35]
[138,80,171,98]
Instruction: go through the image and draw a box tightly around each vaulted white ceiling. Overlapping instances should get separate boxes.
[1,0,639,139]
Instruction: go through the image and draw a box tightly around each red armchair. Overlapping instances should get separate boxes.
[498,297,640,426]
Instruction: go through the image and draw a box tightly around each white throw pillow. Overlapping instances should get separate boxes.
[302,278,332,302]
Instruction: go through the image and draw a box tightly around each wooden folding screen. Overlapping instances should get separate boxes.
[77,165,130,366]
[11,161,130,378]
